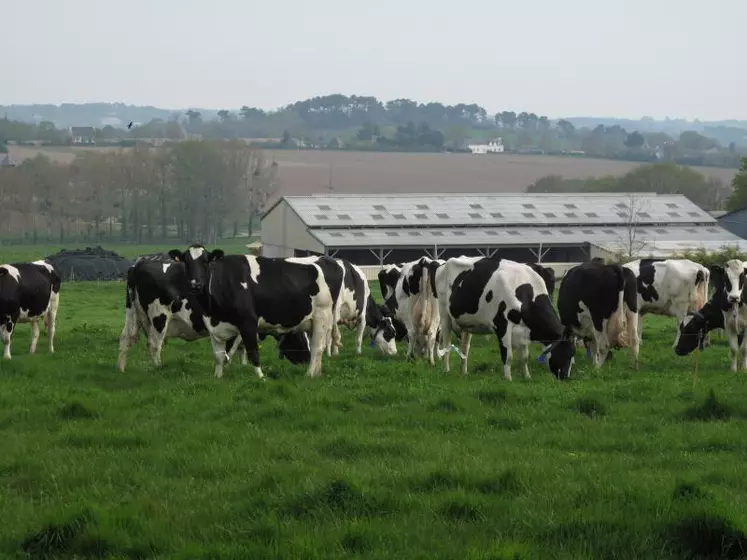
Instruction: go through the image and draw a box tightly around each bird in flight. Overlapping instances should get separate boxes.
[127,121,133,129]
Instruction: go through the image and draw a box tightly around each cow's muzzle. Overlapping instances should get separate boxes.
[189,280,202,292]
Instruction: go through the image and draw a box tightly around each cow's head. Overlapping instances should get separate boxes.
[674,309,708,356]
[277,332,311,364]
[168,244,224,293]
[710,260,746,306]
[0,315,13,345]
[370,317,398,355]
[539,336,575,380]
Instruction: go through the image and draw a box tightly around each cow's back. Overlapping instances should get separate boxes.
[558,262,626,329]
[0,262,58,317]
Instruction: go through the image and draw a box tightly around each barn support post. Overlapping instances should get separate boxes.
[486,248,498,258]
[369,248,392,266]
[327,249,339,258]
[529,247,539,260]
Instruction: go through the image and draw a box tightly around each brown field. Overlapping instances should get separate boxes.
[9,145,738,196]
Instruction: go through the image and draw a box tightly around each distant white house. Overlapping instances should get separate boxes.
[467,138,504,154]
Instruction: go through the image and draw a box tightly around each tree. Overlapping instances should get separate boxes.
[556,119,575,138]
[726,157,747,211]
[616,193,651,259]
[624,131,645,149]
[217,110,232,122]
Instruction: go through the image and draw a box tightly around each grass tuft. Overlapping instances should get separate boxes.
[285,479,391,519]
[665,513,747,559]
[59,401,99,420]
[673,481,707,500]
[575,396,607,417]
[682,389,733,421]
[439,497,486,522]
[20,509,95,558]
[476,389,509,406]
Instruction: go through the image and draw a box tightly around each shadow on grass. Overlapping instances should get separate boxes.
[664,513,747,559]
[681,389,734,422]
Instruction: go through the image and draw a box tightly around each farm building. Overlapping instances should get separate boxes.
[716,207,747,240]
[261,193,746,266]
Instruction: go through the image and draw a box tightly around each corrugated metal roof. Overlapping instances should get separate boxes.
[312,224,744,249]
[282,193,715,228]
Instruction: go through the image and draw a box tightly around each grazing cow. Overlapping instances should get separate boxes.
[675,259,747,371]
[622,258,710,345]
[377,303,408,341]
[558,261,639,368]
[436,256,575,380]
[378,263,405,313]
[528,263,556,297]
[117,259,310,372]
[287,256,396,356]
[170,245,335,378]
[0,260,61,359]
[396,257,444,364]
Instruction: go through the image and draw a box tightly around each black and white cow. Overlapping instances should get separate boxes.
[528,263,556,297]
[170,245,336,378]
[435,256,575,380]
[558,260,640,368]
[396,257,444,364]
[675,259,747,371]
[377,303,408,341]
[117,258,311,372]
[0,260,61,359]
[286,256,396,356]
[622,258,710,345]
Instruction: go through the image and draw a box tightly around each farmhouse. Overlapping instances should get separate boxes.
[261,193,746,267]
[467,139,504,154]
[69,126,96,145]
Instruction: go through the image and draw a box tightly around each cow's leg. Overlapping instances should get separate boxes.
[308,308,333,377]
[592,330,608,368]
[637,313,644,345]
[235,322,263,379]
[626,309,640,370]
[225,336,247,366]
[728,330,739,372]
[210,336,230,379]
[740,331,747,371]
[147,313,169,367]
[499,329,513,381]
[459,332,471,375]
[355,317,366,355]
[332,323,342,357]
[47,291,60,354]
[520,343,531,379]
[117,306,140,372]
[439,313,452,372]
[2,325,13,360]
[29,319,40,355]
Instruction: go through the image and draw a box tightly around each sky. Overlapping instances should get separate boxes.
[4,0,746,121]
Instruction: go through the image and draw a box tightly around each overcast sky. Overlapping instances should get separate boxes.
[4,0,745,120]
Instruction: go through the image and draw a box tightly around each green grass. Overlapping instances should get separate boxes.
[2,268,747,557]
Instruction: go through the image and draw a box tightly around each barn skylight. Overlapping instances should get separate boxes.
[639,212,651,218]
[585,212,598,217]
[564,212,577,218]
[667,212,680,217]
[491,212,504,218]
[564,203,578,209]
[603,229,615,234]
[582,229,594,234]
[655,228,667,234]
[539,230,552,235]
[561,230,573,235]
[470,204,484,209]
[386,231,399,236]
[485,230,498,235]
[352,232,365,237]
[523,212,535,218]
[373,204,386,211]
[315,214,329,220]
[522,203,535,209]
[544,212,556,218]
[507,230,520,235]
[318,205,331,211]
[338,214,351,220]
[416,204,429,210]
[469,213,482,219]
[408,231,421,236]
[329,232,343,237]
[666,203,679,208]
[436,213,449,219]
[371,214,384,220]
[432,231,444,236]
[415,214,428,219]
[393,213,406,219]
[688,212,700,217]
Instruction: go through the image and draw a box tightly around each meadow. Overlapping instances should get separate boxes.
[2,248,747,558]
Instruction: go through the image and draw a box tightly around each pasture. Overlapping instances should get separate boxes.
[2,250,747,558]
[9,144,738,196]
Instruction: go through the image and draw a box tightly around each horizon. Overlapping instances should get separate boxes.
[4,0,745,123]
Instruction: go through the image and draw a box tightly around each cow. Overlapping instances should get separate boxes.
[286,256,396,356]
[622,258,710,346]
[435,256,575,380]
[378,263,405,313]
[528,263,556,297]
[675,259,747,371]
[170,245,335,379]
[116,258,311,372]
[557,260,639,368]
[0,260,61,360]
[377,303,408,341]
[395,257,444,364]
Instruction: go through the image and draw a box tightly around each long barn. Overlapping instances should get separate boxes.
[260,193,745,268]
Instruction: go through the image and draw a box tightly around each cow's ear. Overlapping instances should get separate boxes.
[209,249,225,261]
[168,250,183,262]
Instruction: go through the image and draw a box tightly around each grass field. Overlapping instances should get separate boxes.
[9,145,738,198]
[2,248,747,558]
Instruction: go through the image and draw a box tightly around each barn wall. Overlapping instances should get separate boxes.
[261,200,324,257]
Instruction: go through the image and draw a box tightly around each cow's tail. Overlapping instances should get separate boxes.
[607,265,629,348]
[694,268,708,310]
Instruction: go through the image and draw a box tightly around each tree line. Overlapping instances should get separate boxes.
[0,140,277,244]
[2,94,745,169]
[527,161,737,211]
